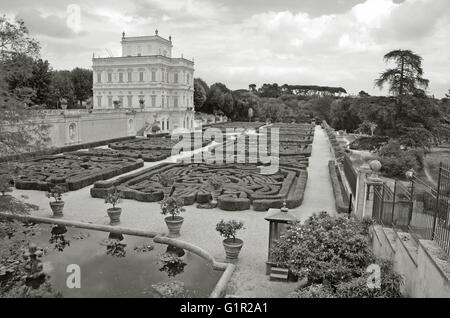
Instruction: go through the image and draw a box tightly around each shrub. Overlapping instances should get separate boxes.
[157,173,174,187]
[349,136,388,151]
[291,260,403,298]
[270,212,374,286]
[0,175,12,196]
[216,220,244,242]
[105,187,123,209]
[360,216,374,235]
[379,140,422,178]
[160,196,185,219]
[290,284,335,298]
[208,174,227,190]
[333,261,403,298]
[46,185,67,202]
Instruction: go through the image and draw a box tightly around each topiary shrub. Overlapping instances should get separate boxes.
[270,212,374,286]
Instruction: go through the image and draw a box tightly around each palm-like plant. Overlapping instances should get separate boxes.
[375,49,429,97]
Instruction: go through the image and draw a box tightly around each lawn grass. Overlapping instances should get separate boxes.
[422,148,450,185]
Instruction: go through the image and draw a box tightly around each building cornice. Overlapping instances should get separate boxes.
[92,55,193,65]
[121,35,172,46]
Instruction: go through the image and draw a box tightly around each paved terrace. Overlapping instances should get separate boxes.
[10,125,336,297]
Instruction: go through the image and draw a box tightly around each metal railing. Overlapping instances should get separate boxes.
[372,163,450,255]
[433,163,450,254]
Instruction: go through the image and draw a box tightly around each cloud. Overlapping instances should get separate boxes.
[2,0,449,97]
[16,8,88,38]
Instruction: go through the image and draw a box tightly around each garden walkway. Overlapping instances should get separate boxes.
[9,126,336,298]
[291,125,337,220]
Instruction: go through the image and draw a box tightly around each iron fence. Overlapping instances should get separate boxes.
[433,163,450,254]
[373,181,411,231]
[373,163,450,255]
[409,175,436,240]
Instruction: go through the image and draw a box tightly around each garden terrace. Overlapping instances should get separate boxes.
[90,162,308,211]
[1,152,143,192]
[210,138,313,158]
[0,136,136,164]
[203,122,266,132]
[108,137,210,152]
[69,148,173,162]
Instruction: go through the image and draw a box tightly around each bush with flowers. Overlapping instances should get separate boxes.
[270,211,374,287]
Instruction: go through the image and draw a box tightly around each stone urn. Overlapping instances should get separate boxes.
[210,189,222,206]
[49,201,65,218]
[165,216,184,238]
[222,238,244,260]
[107,207,122,225]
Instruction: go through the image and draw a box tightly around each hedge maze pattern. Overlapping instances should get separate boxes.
[1,151,143,192]
[109,136,210,151]
[204,121,265,132]
[210,135,313,159]
[91,162,308,211]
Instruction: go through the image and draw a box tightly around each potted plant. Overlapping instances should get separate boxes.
[216,220,245,261]
[208,174,226,206]
[105,187,123,225]
[160,196,185,238]
[139,98,145,111]
[113,100,121,109]
[46,185,67,218]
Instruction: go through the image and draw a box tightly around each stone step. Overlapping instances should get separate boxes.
[270,273,289,282]
[269,267,289,282]
[271,267,289,275]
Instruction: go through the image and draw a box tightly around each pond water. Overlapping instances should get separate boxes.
[20,223,222,298]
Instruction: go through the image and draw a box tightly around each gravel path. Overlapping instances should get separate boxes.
[10,125,336,298]
[290,125,337,220]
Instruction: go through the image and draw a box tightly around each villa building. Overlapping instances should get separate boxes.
[92,30,195,132]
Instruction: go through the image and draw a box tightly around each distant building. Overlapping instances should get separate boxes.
[92,30,195,131]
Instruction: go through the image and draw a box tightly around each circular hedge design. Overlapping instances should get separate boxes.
[91,162,308,211]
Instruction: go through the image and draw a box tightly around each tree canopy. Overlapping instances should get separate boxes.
[375,49,429,97]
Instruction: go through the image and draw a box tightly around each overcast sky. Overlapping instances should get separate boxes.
[2,0,450,97]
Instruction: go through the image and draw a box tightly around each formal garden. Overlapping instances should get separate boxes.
[1,11,449,299]
[0,121,320,298]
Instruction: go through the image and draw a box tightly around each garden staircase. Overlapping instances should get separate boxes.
[269,267,289,282]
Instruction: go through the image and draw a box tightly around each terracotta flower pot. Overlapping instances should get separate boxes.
[49,201,65,218]
[107,207,122,225]
[222,238,244,260]
[165,216,184,238]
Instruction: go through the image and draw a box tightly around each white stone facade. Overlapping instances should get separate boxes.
[92,31,195,131]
